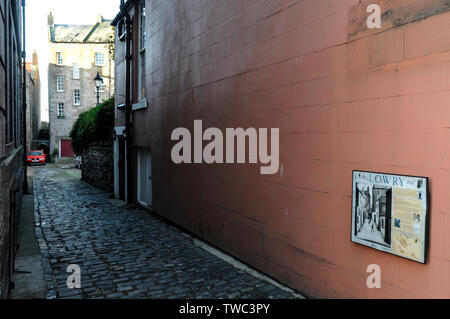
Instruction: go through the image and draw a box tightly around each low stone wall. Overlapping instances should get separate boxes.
[0,146,24,298]
[81,146,113,193]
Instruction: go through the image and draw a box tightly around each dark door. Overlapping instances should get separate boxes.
[60,140,74,158]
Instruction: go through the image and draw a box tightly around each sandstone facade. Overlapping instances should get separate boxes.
[25,51,41,152]
[48,13,115,157]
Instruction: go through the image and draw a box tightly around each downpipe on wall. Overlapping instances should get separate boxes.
[120,0,133,204]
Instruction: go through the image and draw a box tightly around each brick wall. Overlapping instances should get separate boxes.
[117,0,450,298]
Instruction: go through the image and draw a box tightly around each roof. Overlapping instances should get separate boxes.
[49,19,114,43]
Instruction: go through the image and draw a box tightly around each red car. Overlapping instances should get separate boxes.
[27,150,46,165]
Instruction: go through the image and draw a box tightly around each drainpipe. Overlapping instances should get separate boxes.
[120,0,132,204]
[22,0,28,194]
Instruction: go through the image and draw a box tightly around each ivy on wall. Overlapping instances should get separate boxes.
[70,97,114,155]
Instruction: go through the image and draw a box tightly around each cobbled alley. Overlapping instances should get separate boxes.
[32,165,298,299]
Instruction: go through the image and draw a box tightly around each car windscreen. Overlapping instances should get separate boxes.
[29,152,43,156]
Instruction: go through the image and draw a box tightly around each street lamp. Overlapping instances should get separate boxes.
[94,72,103,106]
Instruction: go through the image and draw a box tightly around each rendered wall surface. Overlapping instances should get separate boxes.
[117,0,450,298]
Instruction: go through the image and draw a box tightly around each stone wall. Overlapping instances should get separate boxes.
[81,146,113,193]
[26,63,41,152]
[0,0,25,298]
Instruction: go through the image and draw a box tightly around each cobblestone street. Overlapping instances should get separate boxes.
[32,165,298,299]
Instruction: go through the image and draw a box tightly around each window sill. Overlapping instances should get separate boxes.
[132,99,147,111]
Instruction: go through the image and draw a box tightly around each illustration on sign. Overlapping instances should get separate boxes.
[351,171,428,264]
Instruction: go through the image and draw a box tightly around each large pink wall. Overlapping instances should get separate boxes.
[136,0,450,298]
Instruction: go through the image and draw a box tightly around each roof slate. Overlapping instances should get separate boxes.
[51,20,113,43]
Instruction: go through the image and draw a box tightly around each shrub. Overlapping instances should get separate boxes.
[94,98,115,142]
[50,148,58,163]
[70,97,114,155]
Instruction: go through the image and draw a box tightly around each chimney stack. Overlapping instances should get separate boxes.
[48,12,54,26]
[32,50,38,66]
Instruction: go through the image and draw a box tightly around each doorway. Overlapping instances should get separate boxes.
[137,148,152,207]
[118,136,126,201]
[60,139,74,158]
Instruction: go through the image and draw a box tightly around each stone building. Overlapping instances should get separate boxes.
[48,13,115,158]
[25,51,41,152]
[112,0,450,298]
[0,0,25,298]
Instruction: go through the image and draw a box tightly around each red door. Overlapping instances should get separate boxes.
[60,140,74,157]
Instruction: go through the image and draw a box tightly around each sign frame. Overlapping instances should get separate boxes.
[351,170,429,264]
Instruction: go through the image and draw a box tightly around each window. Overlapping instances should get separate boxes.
[73,63,80,79]
[95,53,105,66]
[57,103,64,117]
[56,76,64,92]
[73,90,80,105]
[56,52,63,65]
[137,1,146,103]
[29,151,44,156]
[118,19,126,41]
[99,77,105,92]
[139,1,146,50]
